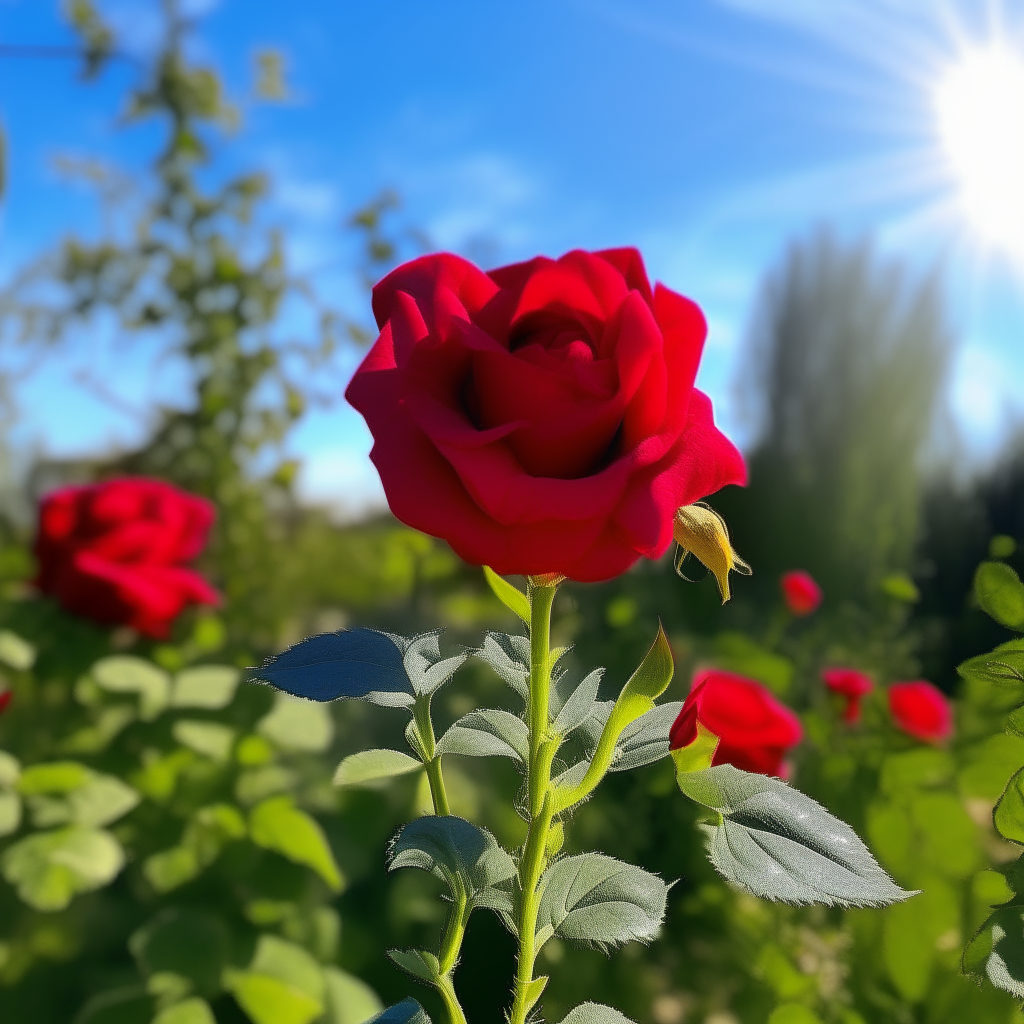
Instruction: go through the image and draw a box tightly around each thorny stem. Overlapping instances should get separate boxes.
[510,582,558,1024]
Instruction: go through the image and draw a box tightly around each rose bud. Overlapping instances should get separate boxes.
[822,667,874,724]
[345,248,746,581]
[888,680,953,743]
[781,570,822,616]
[34,477,220,640]
[669,668,803,777]
[673,503,750,603]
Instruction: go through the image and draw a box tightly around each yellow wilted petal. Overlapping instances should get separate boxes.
[673,504,751,603]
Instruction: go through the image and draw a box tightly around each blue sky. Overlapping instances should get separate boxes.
[1,0,1023,514]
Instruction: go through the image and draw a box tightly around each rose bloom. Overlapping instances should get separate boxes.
[34,477,219,639]
[780,570,822,616]
[669,668,803,776]
[346,249,746,581]
[822,667,874,724]
[888,680,953,743]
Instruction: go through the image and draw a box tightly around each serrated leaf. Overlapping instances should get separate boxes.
[995,764,1024,844]
[553,669,603,736]
[92,656,171,720]
[677,765,915,907]
[334,749,423,786]
[2,825,124,910]
[483,566,531,623]
[958,640,1024,689]
[322,967,384,1024]
[389,815,516,911]
[611,701,684,771]
[173,720,236,761]
[153,999,217,1024]
[258,692,334,752]
[249,795,343,891]
[436,709,529,762]
[250,629,414,707]
[536,853,667,950]
[387,948,440,983]
[558,1003,637,1024]
[976,562,1024,630]
[0,629,34,670]
[476,632,530,701]
[965,905,1024,998]
[172,665,239,709]
[366,999,432,1024]
[401,631,467,696]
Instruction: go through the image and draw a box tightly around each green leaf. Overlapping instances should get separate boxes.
[958,639,1024,690]
[172,665,239,709]
[0,749,20,787]
[965,905,1024,998]
[92,656,171,720]
[18,760,91,794]
[0,790,21,836]
[2,825,124,910]
[333,749,423,787]
[483,566,531,623]
[677,764,915,906]
[880,572,921,603]
[882,880,958,1001]
[767,1007,823,1024]
[995,765,1024,844]
[144,804,246,892]
[249,795,343,891]
[398,631,468,696]
[387,948,440,983]
[976,562,1024,630]
[436,709,529,762]
[388,815,516,912]
[558,1004,637,1024]
[172,720,236,761]
[225,935,325,1024]
[366,999,432,1024]
[476,632,531,701]
[611,701,684,772]
[553,669,603,736]
[322,966,384,1024]
[65,774,140,827]
[152,1000,216,1024]
[992,535,1019,560]
[130,908,227,997]
[536,853,667,950]
[258,693,334,752]
[0,629,35,670]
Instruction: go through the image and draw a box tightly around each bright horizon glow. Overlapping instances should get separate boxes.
[934,44,1024,260]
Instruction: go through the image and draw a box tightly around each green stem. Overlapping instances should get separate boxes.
[413,695,451,816]
[510,582,558,1024]
[436,973,468,1024]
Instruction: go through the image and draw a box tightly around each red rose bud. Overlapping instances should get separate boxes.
[345,249,747,582]
[669,668,803,777]
[888,680,953,743]
[34,477,219,640]
[781,570,822,616]
[0,690,10,714]
[822,667,874,724]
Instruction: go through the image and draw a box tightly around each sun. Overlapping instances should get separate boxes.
[933,44,1024,257]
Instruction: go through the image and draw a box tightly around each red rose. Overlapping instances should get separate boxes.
[345,249,746,581]
[822,667,873,724]
[0,690,10,714]
[669,668,803,776]
[781,570,822,616]
[888,680,953,743]
[34,477,219,639]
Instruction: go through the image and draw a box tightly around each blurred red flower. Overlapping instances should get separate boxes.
[0,691,10,714]
[888,680,953,743]
[822,667,874,724]
[669,667,803,776]
[34,477,219,640]
[780,570,822,616]
[346,248,746,581]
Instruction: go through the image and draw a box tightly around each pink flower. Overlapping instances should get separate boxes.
[781,570,822,616]
[888,681,953,743]
[822,667,873,724]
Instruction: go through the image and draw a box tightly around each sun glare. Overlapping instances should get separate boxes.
[934,45,1024,257]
